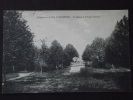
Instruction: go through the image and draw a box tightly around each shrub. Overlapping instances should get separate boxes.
[91,57,106,68]
[105,63,113,69]
[47,64,56,71]
[98,61,106,68]
[80,67,95,77]
[80,67,88,76]
[85,62,91,67]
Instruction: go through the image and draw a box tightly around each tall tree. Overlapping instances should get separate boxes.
[63,49,70,66]
[3,10,35,74]
[82,44,93,62]
[105,15,129,67]
[91,37,105,68]
[82,37,105,68]
[50,40,64,70]
[40,39,51,64]
[63,44,79,66]
[38,39,51,72]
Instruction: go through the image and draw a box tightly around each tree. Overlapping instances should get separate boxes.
[34,47,42,72]
[63,44,79,66]
[82,44,93,62]
[50,40,64,70]
[40,39,51,64]
[3,10,35,74]
[105,15,129,68]
[63,49,70,66]
[39,39,51,72]
[82,37,105,68]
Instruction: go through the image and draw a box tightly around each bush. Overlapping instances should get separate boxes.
[89,62,93,67]
[80,67,88,76]
[90,57,106,68]
[34,65,48,72]
[80,67,95,77]
[91,58,98,68]
[105,63,113,69]
[98,61,106,68]
[85,62,91,67]
[46,64,56,71]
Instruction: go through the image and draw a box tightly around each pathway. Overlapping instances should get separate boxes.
[70,62,85,73]
[7,72,34,81]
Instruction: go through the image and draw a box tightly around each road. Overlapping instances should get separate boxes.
[70,62,85,73]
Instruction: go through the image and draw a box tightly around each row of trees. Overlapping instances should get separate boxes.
[82,37,105,68]
[3,11,35,73]
[35,40,79,73]
[3,11,79,75]
[82,15,130,68]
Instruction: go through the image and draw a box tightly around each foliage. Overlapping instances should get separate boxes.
[63,44,79,66]
[62,50,70,66]
[80,67,88,76]
[34,40,79,71]
[82,44,93,62]
[50,40,64,68]
[3,11,35,72]
[82,37,105,68]
[40,39,51,65]
[82,15,129,68]
[105,15,129,68]
[91,37,106,68]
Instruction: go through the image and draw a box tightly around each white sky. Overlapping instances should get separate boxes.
[21,10,128,57]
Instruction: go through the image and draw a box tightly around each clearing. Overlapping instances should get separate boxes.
[2,65,131,93]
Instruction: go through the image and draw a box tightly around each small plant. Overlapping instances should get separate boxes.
[80,67,94,77]
[105,63,113,69]
[80,67,87,76]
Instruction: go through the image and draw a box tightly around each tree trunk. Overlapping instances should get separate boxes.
[2,67,6,85]
[40,66,42,74]
[25,66,27,72]
[56,64,58,70]
[3,56,6,84]
[112,64,114,69]
[13,66,15,72]
[62,61,63,69]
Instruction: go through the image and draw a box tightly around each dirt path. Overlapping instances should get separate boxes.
[7,72,34,81]
[70,63,85,73]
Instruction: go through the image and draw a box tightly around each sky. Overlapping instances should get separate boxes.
[21,10,128,57]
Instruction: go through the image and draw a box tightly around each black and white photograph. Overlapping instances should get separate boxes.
[2,10,131,93]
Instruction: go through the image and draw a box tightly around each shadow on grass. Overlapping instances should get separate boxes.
[2,68,132,93]
[2,82,23,93]
[92,72,131,92]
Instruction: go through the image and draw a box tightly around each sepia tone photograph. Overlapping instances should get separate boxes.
[2,10,131,93]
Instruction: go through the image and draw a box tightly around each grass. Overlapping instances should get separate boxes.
[2,67,131,93]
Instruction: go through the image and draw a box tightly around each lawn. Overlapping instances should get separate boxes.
[2,67,131,93]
